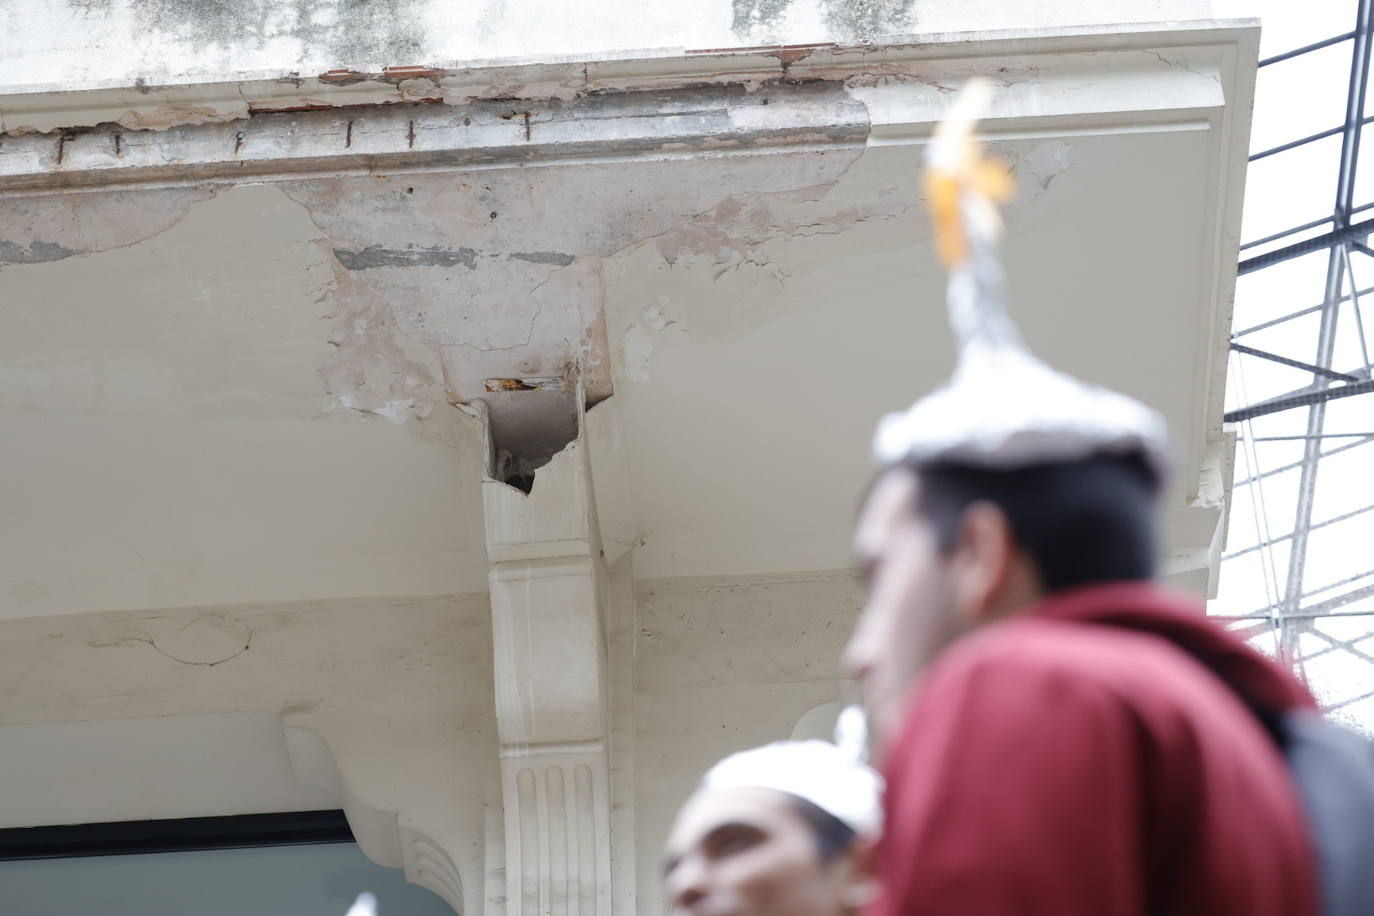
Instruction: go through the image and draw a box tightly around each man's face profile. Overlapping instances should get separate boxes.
[844,469,962,750]
[663,787,861,916]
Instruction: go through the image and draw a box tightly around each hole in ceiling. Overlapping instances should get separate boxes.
[481,378,578,494]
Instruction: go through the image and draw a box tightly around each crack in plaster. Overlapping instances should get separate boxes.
[461,300,548,355]
[1135,50,1223,86]
[87,616,253,667]
[150,628,253,667]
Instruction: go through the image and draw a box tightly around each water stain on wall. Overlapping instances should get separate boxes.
[731,0,914,41]
[71,0,430,69]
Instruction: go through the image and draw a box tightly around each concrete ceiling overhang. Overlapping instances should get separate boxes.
[0,22,1256,622]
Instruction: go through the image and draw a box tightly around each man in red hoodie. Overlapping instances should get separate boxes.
[843,80,1318,916]
[845,455,1317,916]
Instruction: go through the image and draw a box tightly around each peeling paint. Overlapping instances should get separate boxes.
[1018,139,1074,191]
[316,255,449,426]
[650,178,893,276]
[621,298,684,384]
[272,136,865,419]
[117,103,238,131]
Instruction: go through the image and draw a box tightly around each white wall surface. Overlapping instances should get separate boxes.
[631,570,862,916]
[0,15,1258,913]
[0,183,491,618]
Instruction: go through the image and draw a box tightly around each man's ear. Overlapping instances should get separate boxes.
[838,838,880,911]
[950,501,1018,624]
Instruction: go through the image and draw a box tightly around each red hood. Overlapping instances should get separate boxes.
[1020,580,1317,714]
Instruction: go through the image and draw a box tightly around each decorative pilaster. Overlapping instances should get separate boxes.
[482,427,613,916]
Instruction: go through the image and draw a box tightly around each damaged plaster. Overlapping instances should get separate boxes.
[0,187,216,269]
[1017,139,1075,190]
[272,142,865,452]
[0,103,1073,455]
[606,135,1075,377]
[334,245,480,271]
[2,0,1217,120]
[622,298,685,385]
[0,72,1078,488]
[314,235,452,428]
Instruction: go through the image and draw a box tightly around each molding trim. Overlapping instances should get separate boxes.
[0,24,1253,194]
[283,723,466,915]
[0,19,1257,135]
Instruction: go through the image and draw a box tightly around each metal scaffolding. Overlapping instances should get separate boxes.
[1214,0,1374,729]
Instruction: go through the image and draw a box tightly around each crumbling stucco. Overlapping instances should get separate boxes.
[0,75,1086,612]
[316,241,451,427]
[0,105,1073,442]
[271,142,865,432]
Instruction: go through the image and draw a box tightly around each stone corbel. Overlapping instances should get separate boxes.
[481,406,614,916]
[283,724,467,915]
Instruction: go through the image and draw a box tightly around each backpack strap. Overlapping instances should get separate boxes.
[1120,624,1374,916]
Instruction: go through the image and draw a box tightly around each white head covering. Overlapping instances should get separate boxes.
[872,78,1169,479]
[701,706,883,838]
[345,892,377,916]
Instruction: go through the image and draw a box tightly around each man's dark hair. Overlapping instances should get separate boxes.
[786,795,857,862]
[909,452,1160,592]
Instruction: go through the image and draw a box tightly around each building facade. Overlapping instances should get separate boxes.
[0,2,1255,913]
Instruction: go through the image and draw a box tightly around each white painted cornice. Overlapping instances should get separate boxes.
[0,21,1256,193]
